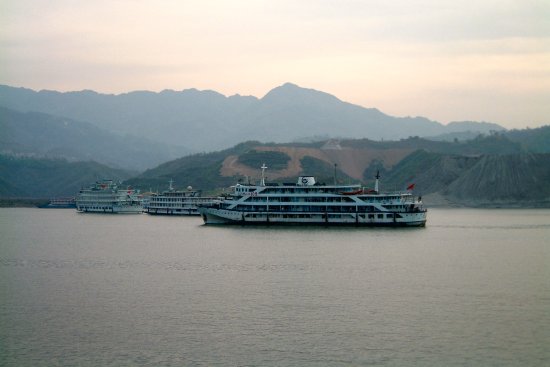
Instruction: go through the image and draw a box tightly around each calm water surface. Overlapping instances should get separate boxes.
[1,208,549,366]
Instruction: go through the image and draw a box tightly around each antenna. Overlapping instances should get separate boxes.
[260,163,268,186]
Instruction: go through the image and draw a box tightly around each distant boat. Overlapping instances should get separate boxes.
[144,180,216,216]
[199,165,427,226]
[38,197,76,209]
[76,180,143,214]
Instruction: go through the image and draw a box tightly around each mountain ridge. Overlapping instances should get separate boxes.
[0,106,190,170]
[119,135,549,207]
[0,83,506,152]
[2,132,550,208]
[0,154,135,198]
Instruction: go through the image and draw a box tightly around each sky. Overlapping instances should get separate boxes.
[1,0,549,129]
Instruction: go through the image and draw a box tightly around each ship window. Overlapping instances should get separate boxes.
[377,214,384,219]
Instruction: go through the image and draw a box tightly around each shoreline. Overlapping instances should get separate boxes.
[422,193,550,209]
[0,198,50,208]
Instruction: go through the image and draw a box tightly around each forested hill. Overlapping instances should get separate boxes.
[0,155,134,198]
[3,131,550,207]
[123,135,550,207]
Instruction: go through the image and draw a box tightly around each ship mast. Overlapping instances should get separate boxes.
[374,170,380,193]
[260,163,267,186]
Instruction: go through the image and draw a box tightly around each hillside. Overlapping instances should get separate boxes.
[2,130,548,207]
[124,142,260,193]
[505,126,550,153]
[121,135,550,207]
[376,150,550,207]
[374,150,480,193]
[446,154,550,204]
[0,106,189,171]
[0,83,505,152]
[0,155,134,198]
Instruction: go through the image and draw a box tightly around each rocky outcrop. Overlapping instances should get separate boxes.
[445,153,550,206]
[381,151,550,207]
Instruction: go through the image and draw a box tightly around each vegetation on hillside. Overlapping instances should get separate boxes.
[505,126,550,153]
[343,134,522,155]
[3,129,550,207]
[362,159,387,182]
[377,150,479,194]
[125,142,261,192]
[378,150,443,187]
[299,156,355,185]
[0,155,134,198]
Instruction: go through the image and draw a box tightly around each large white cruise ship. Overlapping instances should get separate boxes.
[199,165,427,226]
[76,180,143,214]
[144,180,216,216]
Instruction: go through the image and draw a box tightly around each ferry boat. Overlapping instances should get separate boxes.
[198,165,427,226]
[38,197,76,209]
[145,180,215,216]
[76,179,143,214]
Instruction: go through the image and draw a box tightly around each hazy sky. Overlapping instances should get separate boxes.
[1,0,549,128]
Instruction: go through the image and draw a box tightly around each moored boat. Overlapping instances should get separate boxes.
[38,197,76,209]
[144,180,216,216]
[76,180,143,214]
[198,165,427,226]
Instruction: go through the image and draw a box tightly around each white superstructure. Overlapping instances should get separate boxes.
[76,179,143,214]
[145,180,215,216]
[199,167,427,226]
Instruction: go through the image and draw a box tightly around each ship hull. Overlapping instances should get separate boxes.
[39,203,77,209]
[76,205,143,214]
[199,208,426,227]
[145,208,200,216]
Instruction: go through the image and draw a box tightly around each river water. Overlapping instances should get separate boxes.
[1,208,549,366]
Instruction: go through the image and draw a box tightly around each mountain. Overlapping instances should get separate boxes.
[0,83,506,152]
[446,153,550,203]
[424,121,505,142]
[505,126,550,153]
[121,135,550,207]
[380,150,550,207]
[0,106,190,170]
[3,133,549,207]
[0,155,134,198]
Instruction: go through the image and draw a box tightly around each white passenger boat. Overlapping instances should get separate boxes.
[199,165,427,226]
[145,180,215,216]
[38,197,76,209]
[76,179,143,214]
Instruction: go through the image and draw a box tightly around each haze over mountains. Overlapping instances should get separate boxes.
[2,82,549,207]
[0,106,189,170]
[0,83,504,155]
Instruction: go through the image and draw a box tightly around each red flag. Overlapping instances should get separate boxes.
[407,183,415,190]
